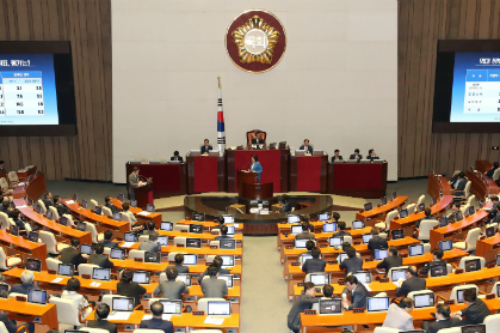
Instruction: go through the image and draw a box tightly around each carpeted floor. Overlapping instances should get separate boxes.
[44,178,429,333]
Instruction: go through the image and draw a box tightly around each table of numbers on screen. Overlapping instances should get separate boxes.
[0,72,45,117]
[464,69,500,114]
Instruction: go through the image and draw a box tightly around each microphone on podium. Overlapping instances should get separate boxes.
[238,162,251,171]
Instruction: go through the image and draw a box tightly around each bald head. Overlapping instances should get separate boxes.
[408,266,418,277]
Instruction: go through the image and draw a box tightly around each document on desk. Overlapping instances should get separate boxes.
[107,312,132,321]
[66,200,75,204]
[121,242,136,248]
[137,211,150,216]
[89,282,101,287]
[234,224,239,228]
[141,314,173,321]
[204,316,225,325]
[51,278,64,283]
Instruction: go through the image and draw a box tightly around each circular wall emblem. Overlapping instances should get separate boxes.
[225,9,287,74]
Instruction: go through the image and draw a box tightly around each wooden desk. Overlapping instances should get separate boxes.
[13,172,47,200]
[111,198,162,227]
[17,165,37,180]
[277,227,372,251]
[476,234,500,263]
[475,160,494,175]
[13,199,92,244]
[123,244,244,261]
[176,219,243,233]
[466,170,499,198]
[428,173,453,198]
[0,230,48,269]
[186,155,226,194]
[328,162,388,199]
[290,155,328,193]
[0,297,58,329]
[355,196,408,221]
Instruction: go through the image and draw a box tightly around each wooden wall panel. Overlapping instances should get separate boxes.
[0,0,111,181]
[399,0,500,178]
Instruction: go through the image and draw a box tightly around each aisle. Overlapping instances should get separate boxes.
[240,236,292,333]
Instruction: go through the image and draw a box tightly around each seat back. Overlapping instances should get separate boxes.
[0,248,7,270]
[0,212,9,230]
[39,230,59,254]
[343,236,353,244]
[173,237,187,246]
[84,222,99,243]
[79,264,99,278]
[174,225,189,232]
[7,172,19,183]
[373,328,400,333]
[101,206,112,217]
[418,220,439,241]
[384,210,399,230]
[460,204,470,215]
[406,203,416,215]
[133,329,165,333]
[49,296,81,326]
[450,284,479,302]
[63,214,75,227]
[387,266,408,282]
[89,199,98,211]
[101,294,127,309]
[134,157,149,163]
[80,328,110,333]
[408,290,435,301]
[167,252,182,262]
[121,212,133,222]
[464,227,481,251]
[0,322,8,333]
[484,313,500,333]
[197,298,226,313]
[0,177,8,189]
[138,235,149,243]
[37,200,47,214]
[467,195,476,207]
[48,206,60,220]
[46,257,62,272]
[417,195,425,206]
[458,256,485,270]
[493,169,500,181]
[129,250,146,261]
[464,181,471,198]
[210,241,220,248]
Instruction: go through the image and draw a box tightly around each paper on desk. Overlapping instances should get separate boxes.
[141,314,172,321]
[234,224,239,228]
[393,278,404,287]
[121,242,136,248]
[51,278,63,283]
[66,200,75,204]
[138,211,150,216]
[107,312,132,321]
[204,316,225,325]
[17,205,27,208]
[89,282,101,287]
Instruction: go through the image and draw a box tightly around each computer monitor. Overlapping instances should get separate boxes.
[362,234,373,244]
[81,200,87,209]
[112,212,122,221]
[26,258,42,272]
[0,283,9,296]
[381,197,387,206]
[288,214,301,224]
[366,297,389,312]
[391,229,404,240]
[456,211,464,222]
[457,288,476,304]
[399,209,408,218]
[338,253,348,263]
[468,206,475,215]
[94,206,102,215]
[418,203,426,212]
[318,212,331,221]
[130,200,137,208]
[439,217,448,227]
[222,214,235,224]
[353,271,371,284]
[497,283,500,297]
[290,225,302,235]
[73,193,77,201]
[486,226,495,238]
[464,259,481,272]
[300,254,313,265]
[220,239,236,250]
[409,244,424,257]
[309,273,329,287]
[28,289,47,304]
[461,325,485,333]
[364,203,373,211]
[160,222,173,231]
[59,216,68,226]
[145,252,161,263]
[295,239,308,248]
[207,301,231,316]
[413,292,435,308]
[323,223,337,233]
[391,268,407,281]
[352,220,365,230]
[186,238,201,249]
[319,299,342,315]
[160,300,182,314]
[177,273,192,286]
[328,237,343,247]
[226,225,235,235]
[112,297,134,312]
[118,194,124,202]
[156,236,168,246]
[28,231,39,242]
[132,271,151,284]
[429,263,448,277]
[80,244,93,255]
[124,232,136,242]
[375,249,388,261]
[392,191,397,200]
[76,222,86,232]
[189,224,203,234]
[58,264,74,277]
[192,213,205,221]
[183,254,198,266]
[218,274,234,288]
[110,248,125,260]
[92,268,111,281]
[146,204,155,213]
[10,226,19,236]
[220,255,235,267]
[439,239,452,251]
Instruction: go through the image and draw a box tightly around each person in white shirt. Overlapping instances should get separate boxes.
[62,278,92,318]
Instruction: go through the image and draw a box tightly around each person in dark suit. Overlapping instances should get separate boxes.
[154,266,190,299]
[104,196,119,214]
[341,275,371,310]
[128,167,142,201]
[297,240,316,264]
[331,149,343,162]
[446,203,461,222]
[10,209,26,232]
[170,151,183,163]
[201,139,212,155]
[419,248,446,275]
[87,303,118,333]
[377,246,403,277]
[451,288,491,325]
[174,253,190,274]
[200,255,230,280]
[215,225,231,241]
[302,247,326,274]
[100,230,119,248]
[0,312,33,333]
[367,149,380,161]
[60,238,87,269]
[89,243,114,269]
[140,301,174,333]
[117,269,146,306]
[367,229,388,258]
[339,246,363,277]
[201,265,228,298]
[42,191,53,209]
[287,282,319,333]
[296,222,315,241]
[486,162,499,178]
[395,266,426,297]
[422,304,462,333]
[53,195,70,217]
[0,160,5,172]
[279,196,292,213]
[331,212,341,223]
[332,221,351,237]
[251,132,265,144]
[349,149,362,160]
[142,221,159,237]
[299,139,313,154]
[9,270,41,295]
[450,172,466,190]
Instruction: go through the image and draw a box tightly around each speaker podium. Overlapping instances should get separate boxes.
[237,170,273,200]
[133,183,154,209]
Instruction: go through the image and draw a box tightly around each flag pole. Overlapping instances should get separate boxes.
[217,76,226,153]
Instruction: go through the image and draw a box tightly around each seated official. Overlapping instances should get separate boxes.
[0,308,33,333]
[154,266,189,299]
[450,172,466,190]
[486,162,499,178]
[331,149,343,162]
[383,298,415,331]
[62,278,92,317]
[174,253,189,273]
[419,248,446,275]
[100,230,119,249]
[60,238,87,269]
[142,221,159,237]
[446,203,461,222]
[251,131,265,144]
[201,264,228,298]
[451,288,491,325]
[117,269,146,306]
[339,246,363,277]
[43,191,54,208]
[9,209,26,232]
[121,202,137,222]
[493,205,500,223]
[0,199,11,213]
[422,304,461,333]
[367,229,388,258]
[416,207,438,231]
[140,301,174,333]
[10,270,41,295]
[299,139,313,154]
[377,246,402,277]
[87,303,118,333]
[331,212,341,223]
[200,255,230,280]
[395,266,426,297]
[139,233,161,252]
[201,139,212,155]
[367,149,380,161]
[297,241,316,264]
[170,151,183,163]
[287,282,319,333]
[332,221,351,237]
[484,196,499,218]
[215,225,231,240]
[249,154,263,181]
[278,196,292,213]
[89,243,114,268]
[0,160,5,172]
[104,196,119,214]
[212,216,224,230]
[53,195,70,217]
[341,275,370,310]
[302,247,326,274]
[303,217,315,232]
[349,149,362,160]
[296,222,315,241]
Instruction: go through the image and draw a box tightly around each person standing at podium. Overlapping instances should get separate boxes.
[299,139,313,154]
[128,167,143,200]
[250,155,263,182]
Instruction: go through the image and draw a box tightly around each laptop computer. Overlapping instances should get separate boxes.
[0,283,9,296]
[439,217,448,227]
[413,292,435,308]
[328,236,343,248]
[183,254,197,266]
[337,253,348,263]
[392,191,397,200]
[364,203,373,211]
[145,252,161,263]
[28,289,48,304]
[46,211,53,220]
[146,204,155,213]
[319,299,342,315]
[160,222,173,231]
[132,271,151,284]
[220,239,236,249]
[290,225,302,235]
[92,268,111,281]
[59,216,68,226]
[192,213,205,221]
[318,212,331,222]
[94,206,102,215]
[309,273,329,287]
[157,236,168,246]
[111,297,134,313]
[118,194,124,202]
[186,238,201,249]
[375,249,388,261]
[218,274,234,288]
[130,200,137,208]
[456,211,464,222]
[177,274,191,286]
[409,244,424,256]
[429,263,448,277]
[457,288,476,304]
[226,225,235,235]
[299,254,313,265]
[399,209,408,219]
[26,258,42,272]
[220,255,235,268]
[189,224,203,234]
[362,234,373,244]
[207,301,231,316]
[124,232,137,242]
[391,268,407,281]
[81,200,87,209]
[439,239,453,251]
[10,226,19,236]
[288,214,300,224]
[464,258,481,272]
[160,299,183,315]
[108,248,125,260]
[113,212,122,221]
[391,229,404,240]
[295,239,308,249]
[323,223,337,233]
[353,271,371,284]
[366,296,390,312]
[486,226,495,238]
[80,244,93,255]
[76,222,86,232]
[461,325,485,333]
[352,220,365,230]
[222,214,235,224]
[58,264,74,277]
[468,206,475,216]
[418,203,425,212]
[381,197,387,206]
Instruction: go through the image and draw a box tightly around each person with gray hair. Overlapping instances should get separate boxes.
[139,301,174,333]
[139,233,161,252]
[10,269,40,295]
